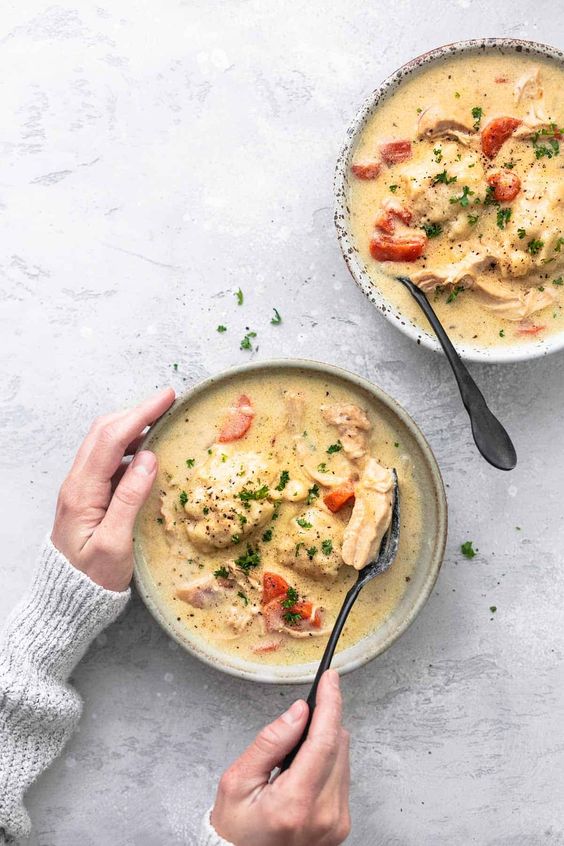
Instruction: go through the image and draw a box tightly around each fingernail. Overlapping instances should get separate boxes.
[282,699,306,725]
[132,451,157,476]
[325,669,340,689]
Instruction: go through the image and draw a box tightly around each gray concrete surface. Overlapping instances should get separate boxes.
[1,1,563,843]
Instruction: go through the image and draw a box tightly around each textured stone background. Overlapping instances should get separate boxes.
[1,1,563,844]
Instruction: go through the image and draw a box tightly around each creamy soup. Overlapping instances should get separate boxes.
[137,371,422,665]
[348,52,564,347]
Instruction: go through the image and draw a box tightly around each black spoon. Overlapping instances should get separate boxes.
[396,276,517,471]
[278,472,400,773]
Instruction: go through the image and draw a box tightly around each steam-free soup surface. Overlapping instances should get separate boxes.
[138,371,422,666]
[348,52,564,348]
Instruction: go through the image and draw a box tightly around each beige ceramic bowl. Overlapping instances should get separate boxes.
[133,360,447,683]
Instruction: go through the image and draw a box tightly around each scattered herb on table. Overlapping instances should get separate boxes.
[240,330,257,351]
[489,605,497,613]
[271,308,282,325]
[217,325,227,333]
[235,288,244,305]
[461,540,476,559]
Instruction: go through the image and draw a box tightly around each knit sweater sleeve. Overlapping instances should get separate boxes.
[0,539,130,844]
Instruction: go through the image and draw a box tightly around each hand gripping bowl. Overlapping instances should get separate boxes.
[334,38,564,363]
[133,360,447,684]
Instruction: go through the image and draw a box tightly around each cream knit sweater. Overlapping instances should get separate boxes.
[0,540,232,846]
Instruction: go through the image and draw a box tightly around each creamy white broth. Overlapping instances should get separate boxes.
[348,52,564,348]
[137,371,423,666]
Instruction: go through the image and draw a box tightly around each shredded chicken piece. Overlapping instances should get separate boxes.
[512,103,556,139]
[221,604,258,637]
[473,277,556,321]
[282,390,306,433]
[411,251,496,294]
[514,67,543,104]
[176,575,226,609]
[417,105,476,144]
[401,150,485,225]
[320,403,371,460]
[341,458,394,571]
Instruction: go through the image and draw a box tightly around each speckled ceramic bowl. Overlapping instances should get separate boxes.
[133,359,447,684]
[334,38,564,363]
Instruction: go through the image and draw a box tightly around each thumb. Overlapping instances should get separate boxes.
[234,699,309,790]
[99,450,158,546]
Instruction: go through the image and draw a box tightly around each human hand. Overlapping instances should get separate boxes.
[51,388,175,592]
[211,670,351,846]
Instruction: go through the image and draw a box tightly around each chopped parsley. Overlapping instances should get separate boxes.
[283,611,302,626]
[433,146,443,163]
[179,490,188,506]
[156,517,164,524]
[497,207,512,230]
[231,534,240,544]
[517,228,527,240]
[214,566,229,579]
[217,325,227,333]
[275,470,290,491]
[499,329,505,338]
[471,106,483,130]
[483,184,497,207]
[450,185,474,208]
[327,440,343,454]
[237,513,248,526]
[306,484,320,505]
[317,462,328,472]
[554,237,564,252]
[234,546,261,572]
[502,160,515,169]
[271,308,282,325]
[238,590,249,606]
[186,458,195,468]
[172,363,178,371]
[422,222,443,238]
[240,330,257,351]
[461,540,476,559]
[203,506,210,515]
[295,542,305,557]
[321,539,333,555]
[532,126,560,160]
[446,285,464,304]
[431,170,457,186]
[282,587,299,608]
[237,485,269,506]
[235,288,244,305]
[389,184,398,193]
[527,239,544,256]
[262,528,273,542]
[489,606,497,614]
[553,277,564,286]
[297,518,313,529]
[306,546,317,560]
[454,91,461,98]
[468,214,480,226]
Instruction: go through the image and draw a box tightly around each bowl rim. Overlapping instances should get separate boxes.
[133,358,448,684]
[334,37,564,364]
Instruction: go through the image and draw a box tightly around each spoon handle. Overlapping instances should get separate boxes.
[278,580,362,772]
[396,276,517,471]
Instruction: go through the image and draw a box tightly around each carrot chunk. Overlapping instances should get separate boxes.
[379,139,412,164]
[481,117,522,158]
[324,483,355,513]
[351,161,381,180]
[262,572,290,605]
[374,200,413,234]
[218,394,254,442]
[487,170,521,202]
[369,233,427,262]
[288,600,322,628]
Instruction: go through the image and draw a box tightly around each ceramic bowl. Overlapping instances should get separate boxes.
[133,359,447,684]
[334,38,564,363]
